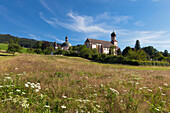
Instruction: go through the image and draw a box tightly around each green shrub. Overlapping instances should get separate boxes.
[92,54,100,61]
[139,61,170,66]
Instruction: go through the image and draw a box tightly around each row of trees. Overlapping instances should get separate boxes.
[6,38,170,64]
[122,40,169,61]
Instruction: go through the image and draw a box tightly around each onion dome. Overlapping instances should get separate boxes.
[111,31,116,37]
[62,42,71,47]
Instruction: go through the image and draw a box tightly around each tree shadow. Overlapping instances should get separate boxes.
[0,54,13,56]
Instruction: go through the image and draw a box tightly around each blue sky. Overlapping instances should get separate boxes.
[0,0,170,52]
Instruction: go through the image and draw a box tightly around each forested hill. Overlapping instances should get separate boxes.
[0,34,57,48]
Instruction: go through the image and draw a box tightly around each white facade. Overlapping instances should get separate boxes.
[103,48,109,54]
[92,44,96,49]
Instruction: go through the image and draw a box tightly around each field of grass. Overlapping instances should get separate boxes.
[0,43,28,53]
[0,54,169,112]
[0,43,8,50]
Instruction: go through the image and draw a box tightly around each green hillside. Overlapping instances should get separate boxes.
[0,43,28,53]
[0,34,60,48]
[0,43,8,50]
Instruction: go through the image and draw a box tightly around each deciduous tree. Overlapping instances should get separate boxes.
[7,39,22,56]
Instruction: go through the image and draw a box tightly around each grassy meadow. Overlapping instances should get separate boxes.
[0,43,28,53]
[0,54,169,112]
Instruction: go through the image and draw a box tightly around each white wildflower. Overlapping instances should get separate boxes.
[22,103,29,108]
[93,93,97,96]
[136,82,139,85]
[16,89,21,92]
[161,93,166,96]
[128,81,134,84]
[61,105,66,109]
[22,92,26,95]
[35,89,39,92]
[139,88,143,90]
[83,100,90,102]
[100,84,104,88]
[76,99,82,102]
[148,89,152,92]
[31,85,35,88]
[86,76,89,79]
[37,86,41,89]
[27,82,30,84]
[5,85,10,87]
[120,100,123,103]
[164,83,168,86]
[4,74,10,76]
[155,108,160,111]
[25,83,29,87]
[110,88,119,95]
[96,105,100,108]
[62,96,67,98]
[134,78,140,80]
[2,98,12,102]
[5,77,12,79]
[44,105,50,108]
[13,98,17,103]
[41,94,43,98]
[161,101,166,103]
[123,90,127,92]
[0,85,3,88]
[9,92,13,94]
[15,68,18,70]
[159,87,163,90]
[143,87,148,89]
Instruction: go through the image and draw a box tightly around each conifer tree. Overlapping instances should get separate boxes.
[135,40,141,50]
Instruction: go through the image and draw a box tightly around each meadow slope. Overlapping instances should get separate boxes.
[0,54,169,112]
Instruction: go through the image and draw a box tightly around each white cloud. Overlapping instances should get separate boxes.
[96,12,132,24]
[39,0,56,16]
[40,11,111,33]
[134,21,145,26]
[40,11,170,51]
[48,34,64,43]
[117,30,170,51]
[29,34,41,40]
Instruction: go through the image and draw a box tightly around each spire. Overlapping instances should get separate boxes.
[65,36,68,42]
[111,31,116,37]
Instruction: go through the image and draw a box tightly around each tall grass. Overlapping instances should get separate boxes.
[0,54,169,112]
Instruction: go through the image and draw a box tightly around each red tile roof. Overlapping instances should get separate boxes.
[86,38,118,48]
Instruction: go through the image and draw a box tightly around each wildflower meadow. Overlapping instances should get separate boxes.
[0,54,169,112]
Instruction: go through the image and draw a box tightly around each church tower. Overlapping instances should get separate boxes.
[65,36,68,42]
[111,31,118,46]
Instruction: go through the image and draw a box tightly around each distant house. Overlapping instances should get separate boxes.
[53,36,71,51]
[84,31,119,55]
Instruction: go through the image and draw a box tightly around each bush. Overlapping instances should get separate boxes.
[92,54,100,61]
[34,49,42,54]
[27,48,34,54]
[105,55,124,64]
[139,61,170,66]
[100,53,107,61]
